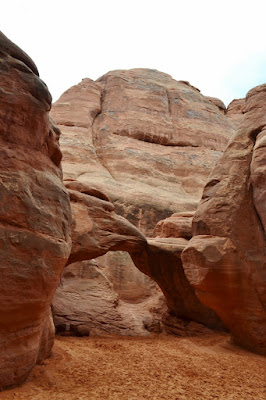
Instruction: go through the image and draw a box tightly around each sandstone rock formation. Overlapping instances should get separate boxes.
[53,183,222,336]
[1,27,264,396]
[153,212,194,239]
[52,183,165,336]
[50,69,235,336]
[131,237,223,330]
[226,98,245,126]
[51,69,235,236]
[0,32,72,390]
[53,252,165,336]
[66,181,147,266]
[182,84,266,355]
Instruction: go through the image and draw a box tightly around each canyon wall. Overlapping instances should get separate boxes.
[51,69,235,236]
[51,70,236,335]
[182,85,266,355]
[0,32,72,389]
[1,28,265,394]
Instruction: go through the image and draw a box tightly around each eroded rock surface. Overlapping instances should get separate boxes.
[182,84,266,354]
[226,98,245,126]
[0,32,72,389]
[54,183,222,335]
[53,252,165,336]
[153,212,194,239]
[51,69,235,336]
[51,69,235,236]
[66,182,147,265]
[131,238,223,330]
[52,184,165,336]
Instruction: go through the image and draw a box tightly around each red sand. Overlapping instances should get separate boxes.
[1,333,265,400]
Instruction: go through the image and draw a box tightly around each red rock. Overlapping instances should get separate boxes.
[0,32,72,390]
[67,183,147,265]
[153,212,194,239]
[226,98,245,126]
[54,183,222,334]
[51,69,234,335]
[205,96,226,114]
[182,84,266,355]
[162,312,214,336]
[51,69,235,236]
[53,252,165,336]
[131,238,223,329]
[53,183,164,336]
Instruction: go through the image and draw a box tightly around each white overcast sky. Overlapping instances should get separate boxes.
[2,0,266,105]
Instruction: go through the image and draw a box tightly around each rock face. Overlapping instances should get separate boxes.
[51,69,235,236]
[0,32,72,390]
[50,69,235,336]
[53,182,223,335]
[182,84,266,355]
[53,252,165,336]
[52,183,165,336]
[153,212,194,239]
[226,98,245,126]
[66,181,147,266]
[131,238,223,330]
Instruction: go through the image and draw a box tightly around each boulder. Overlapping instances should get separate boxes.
[153,212,194,239]
[0,32,72,389]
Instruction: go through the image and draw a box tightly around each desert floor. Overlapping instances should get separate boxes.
[1,333,265,400]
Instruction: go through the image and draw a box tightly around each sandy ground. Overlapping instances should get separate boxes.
[1,333,265,400]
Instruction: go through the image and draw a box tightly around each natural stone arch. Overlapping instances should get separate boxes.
[65,183,223,335]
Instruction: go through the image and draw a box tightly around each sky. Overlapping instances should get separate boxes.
[2,0,266,105]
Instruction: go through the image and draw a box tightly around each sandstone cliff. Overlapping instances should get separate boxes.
[0,32,72,390]
[51,69,236,236]
[182,84,266,355]
[51,70,235,335]
[1,29,264,395]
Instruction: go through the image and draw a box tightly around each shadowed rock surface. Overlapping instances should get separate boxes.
[131,238,224,330]
[182,84,266,355]
[1,28,265,396]
[0,32,72,390]
[52,184,165,336]
[53,252,165,336]
[53,184,223,335]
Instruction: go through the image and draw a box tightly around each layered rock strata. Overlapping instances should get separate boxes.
[51,69,235,236]
[182,84,266,355]
[0,32,72,389]
[226,98,245,126]
[51,69,235,336]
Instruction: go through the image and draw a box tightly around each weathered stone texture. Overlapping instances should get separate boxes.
[51,69,235,236]
[182,84,266,355]
[0,32,72,390]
